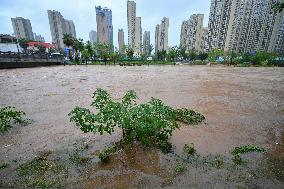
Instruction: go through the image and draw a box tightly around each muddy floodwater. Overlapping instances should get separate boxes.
[0,65,284,188]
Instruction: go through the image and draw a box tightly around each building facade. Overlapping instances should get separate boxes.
[143,31,151,55]
[89,30,97,44]
[225,0,284,53]
[11,17,34,40]
[134,17,142,55]
[96,11,108,43]
[48,10,76,49]
[127,1,136,49]
[201,27,209,53]
[208,0,235,51]
[65,19,76,38]
[33,33,45,42]
[155,17,169,52]
[95,6,113,44]
[118,29,125,54]
[180,14,204,52]
[208,0,284,53]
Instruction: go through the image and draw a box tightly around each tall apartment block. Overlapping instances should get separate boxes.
[47,10,76,49]
[180,14,204,52]
[95,6,113,45]
[143,31,151,55]
[225,0,284,53]
[127,1,136,49]
[65,20,76,38]
[155,17,169,52]
[208,0,284,53]
[201,27,209,53]
[268,10,284,53]
[34,33,45,42]
[118,29,125,54]
[89,30,97,43]
[208,0,234,51]
[11,17,34,40]
[134,17,142,55]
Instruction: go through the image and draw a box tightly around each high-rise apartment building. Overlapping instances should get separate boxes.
[96,11,108,43]
[118,29,125,54]
[89,30,97,43]
[180,14,204,52]
[224,0,283,53]
[33,33,45,42]
[208,0,235,51]
[155,17,169,52]
[201,27,209,53]
[48,10,76,49]
[11,17,34,40]
[127,1,136,49]
[65,20,76,38]
[95,6,113,44]
[209,0,284,53]
[268,10,284,53]
[143,31,151,55]
[134,17,142,55]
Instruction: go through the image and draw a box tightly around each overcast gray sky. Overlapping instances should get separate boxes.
[0,0,211,47]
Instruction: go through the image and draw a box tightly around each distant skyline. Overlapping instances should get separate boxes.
[0,0,211,47]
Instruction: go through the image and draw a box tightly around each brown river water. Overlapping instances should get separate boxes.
[0,65,283,188]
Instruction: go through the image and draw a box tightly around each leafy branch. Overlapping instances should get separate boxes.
[0,106,31,134]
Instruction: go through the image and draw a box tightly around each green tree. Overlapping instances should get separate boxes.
[179,46,188,61]
[18,38,29,52]
[110,51,119,64]
[208,49,224,62]
[36,44,46,54]
[273,2,284,12]
[95,42,113,65]
[62,33,74,48]
[189,49,197,61]
[167,46,178,63]
[125,46,134,62]
[198,52,208,61]
[81,48,90,64]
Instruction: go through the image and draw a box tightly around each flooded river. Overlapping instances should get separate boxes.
[0,65,283,188]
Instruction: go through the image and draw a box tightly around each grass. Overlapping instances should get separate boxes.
[69,152,91,166]
[17,150,67,188]
[161,162,186,186]
[0,162,9,170]
[183,143,196,155]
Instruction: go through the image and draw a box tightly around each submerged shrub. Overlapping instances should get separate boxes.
[0,106,31,134]
[183,143,196,155]
[232,144,267,164]
[69,89,205,163]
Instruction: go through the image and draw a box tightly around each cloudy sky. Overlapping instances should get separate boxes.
[0,0,211,47]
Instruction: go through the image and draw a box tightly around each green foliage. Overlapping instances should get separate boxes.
[18,38,29,50]
[17,151,67,188]
[0,106,30,134]
[232,144,267,164]
[273,2,284,13]
[69,89,205,163]
[183,143,196,155]
[188,49,197,61]
[174,108,205,125]
[208,49,224,62]
[69,152,90,166]
[0,163,9,170]
[174,162,186,174]
[167,46,178,62]
[162,162,186,186]
[125,46,134,61]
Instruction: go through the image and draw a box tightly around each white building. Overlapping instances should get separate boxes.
[180,14,204,52]
[155,17,169,52]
